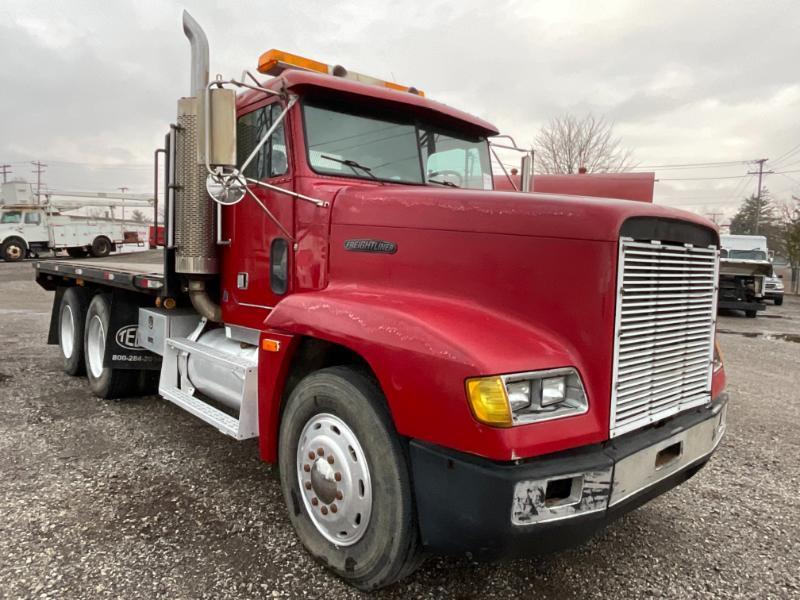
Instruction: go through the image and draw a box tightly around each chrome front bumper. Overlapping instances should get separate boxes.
[512,400,727,525]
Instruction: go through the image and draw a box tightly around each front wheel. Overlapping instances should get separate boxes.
[774,296,784,306]
[1,237,26,262]
[278,367,422,590]
[745,309,757,318]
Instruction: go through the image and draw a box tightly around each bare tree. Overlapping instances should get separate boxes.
[781,196,800,293]
[533,113,635,174]
[130,209,149,224]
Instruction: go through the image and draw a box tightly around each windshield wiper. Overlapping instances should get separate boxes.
[427,178,460,188]
[321,155,381,182]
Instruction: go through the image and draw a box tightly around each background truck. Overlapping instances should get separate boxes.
[0,182,151,261]
[32,13,729,590]
[718,234,773,317]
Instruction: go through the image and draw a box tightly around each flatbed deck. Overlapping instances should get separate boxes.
[35,249,165,293]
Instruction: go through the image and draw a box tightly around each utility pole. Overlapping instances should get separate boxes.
[747,158,774,234]
[118,186,129,221]
[31,161,47,203]
[705,210,723,225]
[0,164,11,183]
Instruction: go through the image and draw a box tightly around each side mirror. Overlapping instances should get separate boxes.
[206,173,245,205]
[199,87,237,169]
[778,274,784,279]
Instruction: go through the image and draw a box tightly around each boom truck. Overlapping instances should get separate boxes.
[33,12,729,589]
[0,182,152,261]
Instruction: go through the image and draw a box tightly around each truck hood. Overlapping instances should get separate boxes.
[330,186,717,242]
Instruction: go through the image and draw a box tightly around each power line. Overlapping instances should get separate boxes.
[657,174,749,181]
[632,159,750,170]
[770,142,800,168]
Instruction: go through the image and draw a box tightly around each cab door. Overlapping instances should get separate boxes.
[220,101,293,330]
[23,210,50,243]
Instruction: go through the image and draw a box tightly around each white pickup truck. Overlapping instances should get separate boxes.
[0,205,136,261]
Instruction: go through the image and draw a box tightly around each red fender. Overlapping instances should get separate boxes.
[261,285,608,461]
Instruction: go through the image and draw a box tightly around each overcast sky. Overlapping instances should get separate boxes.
[1,0,798,222]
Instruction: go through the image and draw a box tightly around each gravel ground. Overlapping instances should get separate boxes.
[0,259,798,599]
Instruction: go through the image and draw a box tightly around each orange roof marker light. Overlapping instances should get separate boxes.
[257,49,424,97]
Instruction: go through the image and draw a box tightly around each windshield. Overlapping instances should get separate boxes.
[0,211,22,224]
[727,249,767,260]
[303,99,492,190]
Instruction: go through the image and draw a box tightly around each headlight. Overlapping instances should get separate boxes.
[466,368,588,427]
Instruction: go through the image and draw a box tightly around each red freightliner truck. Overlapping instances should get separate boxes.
[33,13,729,590]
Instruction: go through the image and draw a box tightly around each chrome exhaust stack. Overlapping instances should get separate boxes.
[175,11,221,321]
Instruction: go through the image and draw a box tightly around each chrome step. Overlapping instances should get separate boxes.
[159,384,247,438]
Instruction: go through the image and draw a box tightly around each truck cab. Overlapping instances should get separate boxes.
[0,205,49,260]
[34,13,729,591]
[718,234,773,317]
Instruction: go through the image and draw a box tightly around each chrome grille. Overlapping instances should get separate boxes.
[610,239,719,437]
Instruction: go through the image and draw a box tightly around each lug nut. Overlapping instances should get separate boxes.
[316,448,324,457]
[311,497,318,506]
[334,472,342,482]
[304,481,312,490]
[327,455,334,464]
[303,464,311,472]
[321,506,328,515]
[308,451,315,460]
[336,491,343,501]
[330,504,338,513]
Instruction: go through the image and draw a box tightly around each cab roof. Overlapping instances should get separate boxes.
[237,69,499,137]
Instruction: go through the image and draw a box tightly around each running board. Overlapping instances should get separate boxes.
[160,385,245,438]
[159,336,259,440]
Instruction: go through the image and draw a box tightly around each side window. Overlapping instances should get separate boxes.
[236,103,289,180]
[24,212,41,225]
[269,104,288,177]
[0,211,22,224]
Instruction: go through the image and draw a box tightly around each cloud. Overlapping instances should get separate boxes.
[0,0,797,219]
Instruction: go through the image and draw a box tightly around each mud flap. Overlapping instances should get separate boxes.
[104,289,162,370]
[47,286,67,345]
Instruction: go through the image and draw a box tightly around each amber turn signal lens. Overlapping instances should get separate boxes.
[261,338,281,352]
[466,377,513,428]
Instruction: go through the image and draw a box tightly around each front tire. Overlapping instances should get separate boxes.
[278,366,422,590]
[774,296,784,306]
[745,309,757,318]
[83,293,136,398]
[59,287,89,375]
[1,237,26,262]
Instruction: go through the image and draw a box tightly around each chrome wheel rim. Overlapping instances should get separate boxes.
[7,245,21,259]
[86,314,105,378]
[60,304,75,358]
[296,413,372,546]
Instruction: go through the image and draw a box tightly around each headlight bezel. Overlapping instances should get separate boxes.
[466,367,589,428]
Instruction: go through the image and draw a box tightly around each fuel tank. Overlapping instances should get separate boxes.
[186,329,257,409]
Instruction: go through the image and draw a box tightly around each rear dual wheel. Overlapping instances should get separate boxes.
[84,294,137,398]
[59,287,89,375]
[278,367,423,590]
[90,237,112,258]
